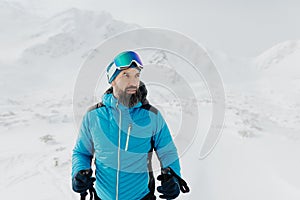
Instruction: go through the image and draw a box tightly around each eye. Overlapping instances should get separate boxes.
[122,72,129,78]
[135,73,140,78]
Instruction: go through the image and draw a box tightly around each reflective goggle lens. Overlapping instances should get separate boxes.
[114,51,143,69]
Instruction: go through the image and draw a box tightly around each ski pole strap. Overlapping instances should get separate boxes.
[80,191,88,200]
[168,167,190,193]
[80,187,101,200]
[90,187,101,200]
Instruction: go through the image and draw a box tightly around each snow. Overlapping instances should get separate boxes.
[1,2,300,200]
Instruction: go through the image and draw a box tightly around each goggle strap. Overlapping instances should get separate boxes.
[116,60,143,70]
[107,62,116,82]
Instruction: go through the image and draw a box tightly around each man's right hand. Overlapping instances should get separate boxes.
[72,169,96,194]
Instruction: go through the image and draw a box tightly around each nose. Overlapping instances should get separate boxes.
[128,76,139,87]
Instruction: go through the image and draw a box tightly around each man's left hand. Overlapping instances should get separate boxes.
[157,168,180,199]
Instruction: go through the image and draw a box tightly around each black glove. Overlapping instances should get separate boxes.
[72,169,96,194]
[157,168,180,199]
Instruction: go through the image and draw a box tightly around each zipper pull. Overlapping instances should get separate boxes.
[125,123,132,151]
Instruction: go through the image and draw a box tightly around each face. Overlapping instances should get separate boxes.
[112,67,141,106]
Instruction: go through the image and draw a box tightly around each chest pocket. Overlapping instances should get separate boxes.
[122,122,153,153]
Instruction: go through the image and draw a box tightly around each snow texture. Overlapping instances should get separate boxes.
[0,1,300,200]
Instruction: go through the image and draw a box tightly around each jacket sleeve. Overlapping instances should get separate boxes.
[71,112,94,177]
[153,111,181,177]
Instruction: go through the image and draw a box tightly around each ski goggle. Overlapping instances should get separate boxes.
[114,51,143,69]
[107,51,143,83]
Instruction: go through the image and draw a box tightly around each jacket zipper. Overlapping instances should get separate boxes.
[125,123,132,151]
[116,102,121,200]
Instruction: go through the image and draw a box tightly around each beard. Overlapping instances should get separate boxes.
[117,86,142,108]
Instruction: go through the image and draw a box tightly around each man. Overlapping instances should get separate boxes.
[72,51,189,200]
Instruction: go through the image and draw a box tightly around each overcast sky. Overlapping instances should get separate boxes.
[13,0,300,57]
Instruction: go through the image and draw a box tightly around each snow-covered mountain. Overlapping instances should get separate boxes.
[255,40,300,72]
[199,41,300,200]
[21,8,139,60]
[0,4,139,97]
[252,40,300,131]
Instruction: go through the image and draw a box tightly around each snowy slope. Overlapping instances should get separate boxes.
[1,3,300,200]
[255,40,300,73]
[191,42,300,200]
[253,40,300,131]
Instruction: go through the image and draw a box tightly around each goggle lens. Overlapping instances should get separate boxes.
[114,51,143,69]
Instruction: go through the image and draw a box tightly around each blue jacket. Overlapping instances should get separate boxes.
[72,84,181,200]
